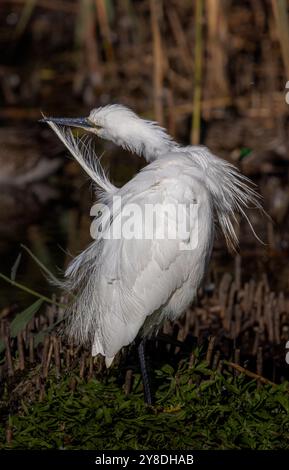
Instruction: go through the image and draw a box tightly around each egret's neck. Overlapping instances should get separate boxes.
[112,120,178,161]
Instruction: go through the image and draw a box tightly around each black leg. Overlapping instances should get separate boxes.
[138,339,153,405]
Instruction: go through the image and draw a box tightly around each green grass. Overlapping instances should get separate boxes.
[1,361,289,450]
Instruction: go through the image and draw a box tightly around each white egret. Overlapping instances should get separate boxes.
[42,105,262,403]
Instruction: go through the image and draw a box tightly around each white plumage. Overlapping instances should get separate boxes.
[44,105,262,367]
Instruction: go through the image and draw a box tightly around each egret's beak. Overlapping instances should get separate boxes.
[39,116,94,130]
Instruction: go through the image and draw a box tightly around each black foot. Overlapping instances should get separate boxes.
[138,339,154,405]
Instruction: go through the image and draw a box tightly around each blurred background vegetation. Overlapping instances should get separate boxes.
[1,0,289,449]
[0,0,289,335]
[0,0,289,302]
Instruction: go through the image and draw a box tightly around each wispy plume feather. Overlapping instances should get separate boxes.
[44,117,116,196]
[186,146,265,251]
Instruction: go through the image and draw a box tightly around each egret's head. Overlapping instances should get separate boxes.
[41,104,176,161]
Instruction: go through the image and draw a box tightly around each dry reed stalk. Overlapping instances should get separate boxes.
[29,335,34,363]
[95,0,115,62]
[35,375,41,390]
[257,346,263,377]
[27,317,35,335]
[69,377,77,392]
[22,324,28,345]
[41,336,50,370]
[75,0,102,94]
[85,0,102,83]
[248,280,256,315]
[124,369,133,395]
[189,349,196,369]
[182,314,190,341]
[212,350,220,370]
[242,282,249,315]
[79,352,86,379]
[4,323,14,377]
[274,298,281,344]
[267,220,276,249]
[191,0,204,145]
[39,314,48,330]
[233,349,241,376]
[162,320,173,336]
[57,296,66,322]
[17,332,25,371]
[278,292,286,315]
[117,0,132,46]
[230,321,236,343]
[251,0,266,32]
[255,281,263,324]
[48,296,57,326]
[166,88,176,137]
[74,345,82,359]
[186,308,194,331]
[39,382,45,402]
[46,306,54,328]
[41,336,53,379]
[265,292,275,343]
[235,305,242,338]
[218,273,232,310]
[258,312,265,338]
[252,328,260,356]
[0,307,11,320]
[240,319,255,334]
[271,0,289,78]
[225,281,236,331]
[194,314,200,337]
[234,255,241,291]
[69,341,75,367]
[0,365,4,381]
[281,324,289,342]
[88,355,94,379]
[0,318,5,335]
[205,0,229,110]
[94,356,104,375]
[5,424,13,445]
[205,336,215,366]
[262,38,277,123]
[217,359,224,374]
[46,341,54,376]
[188,348,196,385]
[150,0,164,125]
[262,274,270,295]
[58,335,63,355]
[34,317,39,330]
[234,348,240,362]
[175,323,186,354]
[66,347,71,369]
[226,361,275,386]
[52,335,61,377]
[166,7,194,74]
